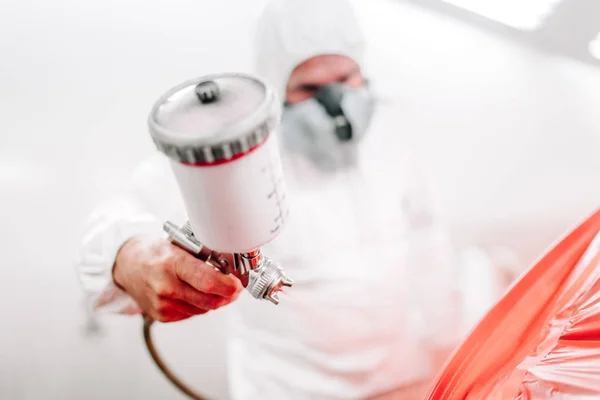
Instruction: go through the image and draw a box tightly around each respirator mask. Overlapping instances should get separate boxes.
[282,83,375,171]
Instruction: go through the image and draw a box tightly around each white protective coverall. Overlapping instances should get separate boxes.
[77,0,463,398]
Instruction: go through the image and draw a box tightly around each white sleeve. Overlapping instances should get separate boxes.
[76,153,185,314]
[403,154,463,348]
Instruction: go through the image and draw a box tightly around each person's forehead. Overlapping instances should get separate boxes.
[289,55,359,85]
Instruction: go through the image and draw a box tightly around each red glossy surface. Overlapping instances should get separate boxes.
[427,208,600,400]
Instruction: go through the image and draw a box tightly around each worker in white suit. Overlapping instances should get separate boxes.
[77,0,462,398]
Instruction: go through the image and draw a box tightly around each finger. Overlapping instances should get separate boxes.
[172,250,243,297]
[161,312,189,323]
[154,298,208,320]
[168,298,210,316]
[175,283,238,310]
[152,309,190,323]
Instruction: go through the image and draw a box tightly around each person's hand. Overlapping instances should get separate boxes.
[113,236,243,322]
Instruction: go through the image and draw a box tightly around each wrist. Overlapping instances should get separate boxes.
[113,238,137,291]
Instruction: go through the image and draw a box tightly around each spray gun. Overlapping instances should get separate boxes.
[163,221,292,304]
[143,73,293,399]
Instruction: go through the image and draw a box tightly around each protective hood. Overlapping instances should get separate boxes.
[254,0,367,102]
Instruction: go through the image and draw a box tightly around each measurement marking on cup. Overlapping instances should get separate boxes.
[263,158,287,232]
[276,194,287,206]
[267,178,284,199]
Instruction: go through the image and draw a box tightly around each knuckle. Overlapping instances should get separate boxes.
[166,251,183,268]
[156,262,170,274]
[153,282,175,298]
[150,241,169,261]
[224,280,240,296]
[153,244,178,270]
[201,278,216,294]
[176,261,194,282]
[194,263,209,281]
[160,257,176,272]
[187,266,209,291]
[148,257,167,274]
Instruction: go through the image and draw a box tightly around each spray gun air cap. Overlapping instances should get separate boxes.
[148,73,281,166]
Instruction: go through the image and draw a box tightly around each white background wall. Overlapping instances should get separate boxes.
[1,0,599,399]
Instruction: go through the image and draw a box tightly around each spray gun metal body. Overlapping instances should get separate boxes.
[164,221,293,304]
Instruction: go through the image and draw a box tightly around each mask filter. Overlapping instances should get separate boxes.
[313,83,354,141]
[282,84,374,171]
